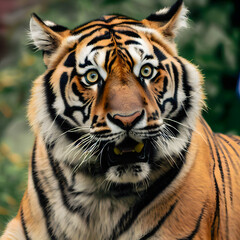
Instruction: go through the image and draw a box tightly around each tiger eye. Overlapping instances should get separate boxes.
[140,64,153,78]
[85,70,99,84]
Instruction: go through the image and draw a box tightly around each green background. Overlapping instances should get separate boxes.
[0,0,239,231]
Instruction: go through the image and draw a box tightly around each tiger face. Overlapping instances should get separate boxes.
[28,0,203,190]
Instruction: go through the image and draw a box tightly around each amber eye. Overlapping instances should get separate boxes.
[140,64,153,78]
[85,70,99,85]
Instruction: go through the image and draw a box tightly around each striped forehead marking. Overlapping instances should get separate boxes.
[71,15,144,35]
[74,27,149,72]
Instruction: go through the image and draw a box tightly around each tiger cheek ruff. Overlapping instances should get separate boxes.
[2,0,240,239]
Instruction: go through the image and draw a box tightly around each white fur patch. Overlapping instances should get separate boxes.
[44,20,56,27]
[156,7,169,15]
[29,17,54,51]
[131,25,158,35]
[156,4,189,34]
[106,163,150,183]
[172,4,189,33]
[67,35,82,44]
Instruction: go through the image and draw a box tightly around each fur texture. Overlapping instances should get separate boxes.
[1,1,240,239]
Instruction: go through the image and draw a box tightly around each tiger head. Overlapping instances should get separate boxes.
[28,0,204,191]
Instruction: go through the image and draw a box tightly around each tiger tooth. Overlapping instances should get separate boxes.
[135,143,144,153]
[114,147,121,155]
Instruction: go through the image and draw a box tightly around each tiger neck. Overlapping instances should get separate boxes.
[28,117,206,239]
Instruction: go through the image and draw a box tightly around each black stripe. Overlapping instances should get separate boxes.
[44,70,85,142]
[215,135,233,204]
[119,47,134,69]
[68,44,77,52]
[73,23,108,35]
[165,58,192,137]
[64,51,76,68]
[173,58,191,116]
[228,135,240,145]
[49,25,68,32]
[115,30,141,38]
[165,63,171,77]
[217,134,238,174]
[107,42,115,48]
[201,119,228,238]
[91,45,105,52]
[79,56,92,68]
[87,31,111,46]
[153,46,167,62]
[112,21,143,27]
[108,144,189,240]
[104,50,111,71]
[73,18,122,35]
[169,62,179,114]
[108,56,117,73]
[101,15,133,23]
[95,78,106,105]
[116,49,127,62]
[68,76,92,124]
[92,115,98,125]
[144,55,154,60]
[60,72,82,125]
[31,143,58,240]
[124,40,141,45]
[218,134,240,168]
[46,144,86,214]
[60,72,74,119]
[178,203,206,240]
[20,207,31,240]
[200,119,220,239]
[158,58,191,137]
[73,21,143,35]
[79,27,103,43]
[212,137,229,237]
[72,18,104,31]
[113,32,122,40]
[139,200,178,240]
[149,72,161,85]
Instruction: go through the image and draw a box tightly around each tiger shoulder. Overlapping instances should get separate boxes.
[1,0,240,239]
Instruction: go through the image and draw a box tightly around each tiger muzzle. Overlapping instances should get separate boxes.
[102,137,151,167]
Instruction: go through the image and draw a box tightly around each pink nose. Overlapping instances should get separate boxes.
[113,111,142,128]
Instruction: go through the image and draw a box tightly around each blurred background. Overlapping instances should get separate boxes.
[0,0,239,231]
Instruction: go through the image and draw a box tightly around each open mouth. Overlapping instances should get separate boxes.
[102,137,151,167]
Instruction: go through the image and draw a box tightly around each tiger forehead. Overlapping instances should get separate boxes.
[71,14,143,35]
[74,23,153,72]
[74,22,146,47]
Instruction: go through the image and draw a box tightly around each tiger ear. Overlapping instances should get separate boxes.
[143,0,188,39]
[29,13,69,65]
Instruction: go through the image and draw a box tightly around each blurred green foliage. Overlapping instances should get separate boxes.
[0,0,239,232]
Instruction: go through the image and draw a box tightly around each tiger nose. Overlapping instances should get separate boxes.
[107,110,144,130]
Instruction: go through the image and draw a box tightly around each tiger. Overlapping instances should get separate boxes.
[1,0,240,239]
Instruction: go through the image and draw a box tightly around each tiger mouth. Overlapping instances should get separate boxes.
[103,137,151,167]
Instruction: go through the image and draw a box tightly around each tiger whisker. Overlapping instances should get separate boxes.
[163,117,207,145]
[63,134,91,160]
[152,138,176,168]
[70,135,95,164]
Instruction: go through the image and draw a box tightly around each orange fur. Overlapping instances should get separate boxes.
[2,2,240,239]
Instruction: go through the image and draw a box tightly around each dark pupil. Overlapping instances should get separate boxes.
[90,73,96,79]
[144,68,149,74]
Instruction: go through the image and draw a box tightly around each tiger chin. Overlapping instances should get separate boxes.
[2,0,240,239]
